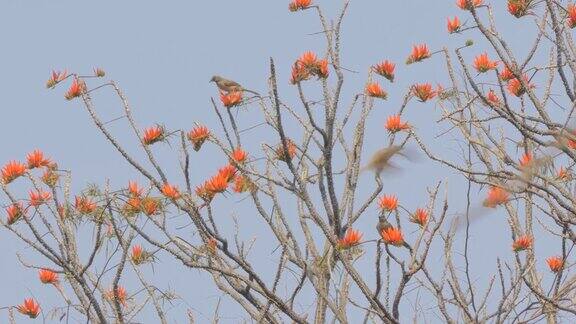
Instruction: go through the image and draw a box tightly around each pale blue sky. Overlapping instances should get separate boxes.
[0,1,565,322]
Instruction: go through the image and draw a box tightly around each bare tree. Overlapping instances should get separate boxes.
[2,0,575,323]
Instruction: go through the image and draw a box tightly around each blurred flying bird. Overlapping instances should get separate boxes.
[361,145,418,174]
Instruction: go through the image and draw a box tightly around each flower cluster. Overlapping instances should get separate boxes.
[220,91,243,108]
[365,82,388,99]
[39,269,59,285]
[196,165,238,202]
[290,51,329,84]
[142,125,166,145]
[456,0,483,10]
[75,196,97,214]
[447,16,461,33]
[406,44,431,64]
[188,125,210,151]
[385,115,410,134]
[482,187,509,208]
[275,139,298,162]
[568,4,576,28]
[338,228,363,249]
[131,244,150,265]
[507,0,534,18]
[46,70,68,88]
[412,83,436,102]
[380,227,404,246]
[473,53,498,73]
[507,74,534,97]
[65,79,86,100]
[17,298,40,318]
[379,195,398,212]
[372,60,395,82]
[289,0,312,12]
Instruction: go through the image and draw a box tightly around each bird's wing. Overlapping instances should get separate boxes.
[453,204,495,231]
[222,79,242,88]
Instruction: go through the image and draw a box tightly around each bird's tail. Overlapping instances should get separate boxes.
[243,89,261,97]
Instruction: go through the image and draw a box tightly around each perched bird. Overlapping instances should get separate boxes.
[210,75,260,96]
[376,215,393,234]
[376,215,411,250]
[361,145,416,174]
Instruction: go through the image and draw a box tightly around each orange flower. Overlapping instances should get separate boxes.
[412,83,436,102]
[406,44,431,64]
[456,0,483,10]
[218,165,237,182]
[378,195,398,212]
[290,61,311,84]
[365,82,387,99]
[220,91,243,108]
[161,183,180,199]
[188,125,210,151]
[411,208,428,226]
[519,152,533,168]
[298,51,318,68]
[338,228,363,249]
[107,286,127,306]
[196,184,215,202]
[568,133,576,150]
[46,69,67,88]
[41,169,59,188]
[568,4,576,28]
[380,227,404,246]
[123,197,141,214]
[276,139,297,162]
[290,51,328,81]
[317,59,329,78]
[205,174,229,194]
[486,89,501,106]
[6,203,24,225]
[482,186,509,208]
[26,150,51,169]
[385,115,409,133]
[29,190,51,207]
[499,66,515,81]
[546,256,563,272]
[231,148,248,164]
[65,79,86,100]
[57,204,68,219]
[512,235,533,251]
[289,0,312,11]
[556,166,571,181]
[1,161,27,184]
[94,67,106,77]
[373,60,395,82]
[75,196,97,214]
[16,298,40,319]
[39,269,59,285]
[507,75,534,97]
[473,53,498,73]
[128,181,143,197]
[233,175,252,193]
[507,0,534,18]
[131,244,147,264]
[447,16,461,33]
[142,125,165,145]
[141,197,161,216]
[206,237,218,254]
